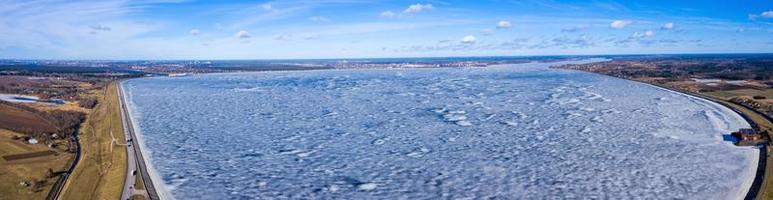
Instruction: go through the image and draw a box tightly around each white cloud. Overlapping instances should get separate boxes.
[737,28,745,33]
[630,32,643,38]
[661,22,674,30]
[630,30,655,39]
[308,16,330,22]
[749,11,773,20]
[763,11,773,18]
[610,20,632,29]
[189,29,200,36]
[496,21,512,29]
[235,30,251,39]
[403,3,433,14]
[461,35,476,44]
[380,11,395,17]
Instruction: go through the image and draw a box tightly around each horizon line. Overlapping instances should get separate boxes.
[2,52,773,62]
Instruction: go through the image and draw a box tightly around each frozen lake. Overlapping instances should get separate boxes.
[123,60,757,199]
[0,93,41,103]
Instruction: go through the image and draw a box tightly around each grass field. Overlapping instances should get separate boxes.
[0,129,73,200]
[60,82,127,200]
[707,88,773,100]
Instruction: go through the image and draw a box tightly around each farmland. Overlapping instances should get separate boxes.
[0,102,59,135]
[0,66,140,199]
[0,129,72,200]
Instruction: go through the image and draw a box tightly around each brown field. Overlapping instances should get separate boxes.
[132,194,148,200]
[0,103,58,134]
[27,101,90,113]
[0,129,73,200]
[2,150,57,161]
[60,82,127,200]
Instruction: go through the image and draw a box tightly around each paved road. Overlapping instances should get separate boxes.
[118,81,160,200]
[45,86,104,200]
[45,127,81,200]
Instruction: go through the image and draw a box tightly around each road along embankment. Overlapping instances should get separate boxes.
[118,80,163,200]
[560,68,769,200]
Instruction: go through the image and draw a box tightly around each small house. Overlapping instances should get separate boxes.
[736,133,763,141]
[732,128,765,146]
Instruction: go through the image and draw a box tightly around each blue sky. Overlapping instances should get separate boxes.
[0,0,771,59]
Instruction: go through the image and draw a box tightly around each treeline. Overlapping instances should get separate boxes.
[0,76,106,108]
[666,60,773,81]
[579,58,773,83]
[0,84,80,100]
[0,64,142,75]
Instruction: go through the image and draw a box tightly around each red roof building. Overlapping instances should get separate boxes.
[732,128,762,141]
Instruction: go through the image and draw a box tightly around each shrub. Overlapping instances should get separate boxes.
[78,97,97,109]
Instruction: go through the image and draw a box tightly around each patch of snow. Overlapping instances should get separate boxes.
[357,183,378,191]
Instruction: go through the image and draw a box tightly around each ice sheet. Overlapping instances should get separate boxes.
[124,60,757,200]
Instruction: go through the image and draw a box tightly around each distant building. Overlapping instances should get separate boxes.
[27,138,39,144]
[738,128,755,134]
[732,128,764,145]
[168,73,189,77]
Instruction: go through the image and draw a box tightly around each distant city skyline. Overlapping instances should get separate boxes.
[1,0,772,59]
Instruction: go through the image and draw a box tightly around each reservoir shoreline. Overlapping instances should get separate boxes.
[558,67,765,200]
[119,80,172,200]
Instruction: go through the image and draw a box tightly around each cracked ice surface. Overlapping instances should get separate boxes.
[123,61,756,200]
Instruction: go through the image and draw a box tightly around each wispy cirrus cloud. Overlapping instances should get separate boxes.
[380,3,435,18]
[308,16,330,22]
[0,0,166,57]
[380,11,396,17]
[561,25,588,33]
[0,0,770,59]
[749,11,773,20]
